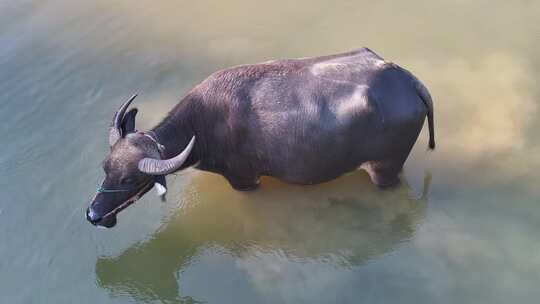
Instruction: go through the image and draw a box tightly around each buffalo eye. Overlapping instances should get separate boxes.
[120,177,135,185]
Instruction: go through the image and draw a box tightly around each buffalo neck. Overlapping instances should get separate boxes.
[150,96,200,169]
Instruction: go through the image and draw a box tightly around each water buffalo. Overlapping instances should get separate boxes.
[86,48,435,228]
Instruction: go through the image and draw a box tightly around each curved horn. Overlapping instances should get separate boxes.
[109,94,138,147]
[138,136,196,175]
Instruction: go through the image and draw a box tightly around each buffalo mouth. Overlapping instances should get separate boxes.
[87,182,154,228]
[92,213,117,228]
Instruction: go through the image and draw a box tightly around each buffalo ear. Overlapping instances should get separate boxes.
[154,175,167,202]
[121,108,138,135]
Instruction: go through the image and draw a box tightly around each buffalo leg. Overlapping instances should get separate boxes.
[362,159,403,188]
[224,174,261,191]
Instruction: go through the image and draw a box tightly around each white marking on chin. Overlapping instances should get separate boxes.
[88,209,97,219]
[154,182,167,196]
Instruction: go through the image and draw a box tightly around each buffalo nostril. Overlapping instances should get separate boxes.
[86,208,102,225]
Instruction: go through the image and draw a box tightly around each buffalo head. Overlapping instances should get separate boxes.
[86,95,195,228]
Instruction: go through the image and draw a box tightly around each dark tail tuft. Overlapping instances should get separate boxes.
[427,110,435,150]
[403,68,435,150]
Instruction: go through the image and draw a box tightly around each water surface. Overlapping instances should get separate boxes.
[1,1,539,303]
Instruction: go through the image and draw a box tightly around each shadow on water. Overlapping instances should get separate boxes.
[95,170,431,302]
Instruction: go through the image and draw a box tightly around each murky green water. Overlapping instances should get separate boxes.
[1,1,539,303]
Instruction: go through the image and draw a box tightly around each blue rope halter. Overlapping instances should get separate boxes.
[97,185,130,193]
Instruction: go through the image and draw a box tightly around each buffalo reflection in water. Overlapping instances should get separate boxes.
[96,170,431,302]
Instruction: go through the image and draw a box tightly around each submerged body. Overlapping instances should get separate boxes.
[169,47,434,189]
[86,47,435,228]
